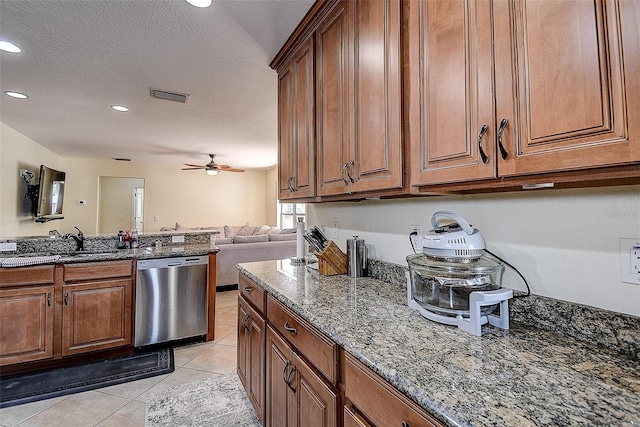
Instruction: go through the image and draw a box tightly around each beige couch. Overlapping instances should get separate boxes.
[161,223,296,287]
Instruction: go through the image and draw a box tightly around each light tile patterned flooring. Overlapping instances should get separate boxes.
[0,290,240,427]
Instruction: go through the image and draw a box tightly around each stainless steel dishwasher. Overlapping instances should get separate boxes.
[135,255,208,347]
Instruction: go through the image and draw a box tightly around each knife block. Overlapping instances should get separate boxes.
[314,241,347,275]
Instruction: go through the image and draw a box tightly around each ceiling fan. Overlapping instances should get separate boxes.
[181,154,245,175]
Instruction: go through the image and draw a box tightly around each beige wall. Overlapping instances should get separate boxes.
[266,167,278,226]
[1,123,62,237]
[98,177,145,233]
[1,122,270,237]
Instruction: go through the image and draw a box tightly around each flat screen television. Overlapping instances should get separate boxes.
[35,165,66,222]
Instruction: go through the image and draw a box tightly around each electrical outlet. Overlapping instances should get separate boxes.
[620,238,640,285]
[332,221,339,239]
[172,235,185,244]
[409,224,423,252]
[0,242,17,252]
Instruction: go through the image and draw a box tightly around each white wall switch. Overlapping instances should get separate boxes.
[154,215,160,222]
[620,238,640,285]
[171,235,185,244]
[0,242,17,252]
[332,221,339,239]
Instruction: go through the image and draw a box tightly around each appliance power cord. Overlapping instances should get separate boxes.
[484,248,531,298]
[409,231,418,254]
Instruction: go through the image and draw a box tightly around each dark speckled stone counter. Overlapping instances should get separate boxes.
[237,260,640,427]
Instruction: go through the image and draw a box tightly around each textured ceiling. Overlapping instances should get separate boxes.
[0,0,314,170]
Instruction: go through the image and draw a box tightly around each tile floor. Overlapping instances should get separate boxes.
[0,290,240,427]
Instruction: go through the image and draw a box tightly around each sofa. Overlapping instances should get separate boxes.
[161,223,296,287]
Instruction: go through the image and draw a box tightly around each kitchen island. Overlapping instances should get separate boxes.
[237,259,640,427]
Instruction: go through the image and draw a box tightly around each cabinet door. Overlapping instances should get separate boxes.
[344,405,371,427]
[494,0,640,176]
[350,0,403,193]
[265,326,293,427]
[278,36,316,200]
[238,296,250,387]
[291,352,339,427]
[408,0,496,186]
[316,0,352,196]
[0,286,54,365]
[62,278,132,356]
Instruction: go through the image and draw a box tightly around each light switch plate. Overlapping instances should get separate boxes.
[0,242,17,252]
[620,238,640,285]
[171,235,185,244]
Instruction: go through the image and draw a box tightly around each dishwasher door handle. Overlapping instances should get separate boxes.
[166,262,182,267]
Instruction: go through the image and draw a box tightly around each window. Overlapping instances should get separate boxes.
[279,203,306,229]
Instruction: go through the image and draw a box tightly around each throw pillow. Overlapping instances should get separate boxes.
[233,235,269,244]
[268,233,297,241]
[255,225,272,235]
[224,225,244,238]
[236,223,259,236]
[214,237,233,245]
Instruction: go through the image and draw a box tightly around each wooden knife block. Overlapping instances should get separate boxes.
[314,241,347,275]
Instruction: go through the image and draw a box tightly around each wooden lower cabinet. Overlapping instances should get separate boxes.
[0,285,54,365]
[61,278,132,356]
[238,295,266,425]
[265,325,338,427]
[343,352,444,427]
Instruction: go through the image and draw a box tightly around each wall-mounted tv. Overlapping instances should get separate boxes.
[35,165,66,222]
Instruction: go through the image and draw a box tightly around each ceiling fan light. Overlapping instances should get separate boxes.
[206,169,218,176]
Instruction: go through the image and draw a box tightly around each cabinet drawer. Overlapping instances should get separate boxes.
[239,274,266,315]
[267,295,338,385]
[0,265,55,287]
[344,353,444,427]
[64,260,133,282]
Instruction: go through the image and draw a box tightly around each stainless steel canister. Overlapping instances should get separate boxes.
[347,236,367,277]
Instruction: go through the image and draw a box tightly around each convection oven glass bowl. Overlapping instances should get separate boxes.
[406,253,504,317]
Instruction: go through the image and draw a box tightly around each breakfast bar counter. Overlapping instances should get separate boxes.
[237,260,640,427]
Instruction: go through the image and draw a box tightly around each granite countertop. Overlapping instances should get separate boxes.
[237,260,640,427]
[0,244,218,267]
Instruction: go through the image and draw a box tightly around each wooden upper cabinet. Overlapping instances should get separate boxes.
[317,0,403,196]
[494,0,640,176]
[409,0,639,189]
[278,35,316,200]
[316,0,352,196]
[408,0,496,186]
[351,0,403,193]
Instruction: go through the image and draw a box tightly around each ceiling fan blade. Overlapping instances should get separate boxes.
[181,167,204,170]
[184,163,205,168]
[217,164,232,169]
[220,168,245,173]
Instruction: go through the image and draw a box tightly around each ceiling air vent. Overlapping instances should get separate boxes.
[150,88,190,104]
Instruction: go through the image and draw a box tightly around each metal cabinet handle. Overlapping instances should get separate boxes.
[402,422,410,427]
[47,292,51,307]
[497,118,509,159]
[341,163,350,185]
[64,292,68,305]
[290,176,297,192]
[243,286,252,294]
[282,360,291,384]
[287,365,297,393]
[346,160,356,183]
[478,124,489,164]
[242,313,250,330]
[284,321,298,335]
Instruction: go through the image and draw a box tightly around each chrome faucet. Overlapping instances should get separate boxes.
[63,226,84,251]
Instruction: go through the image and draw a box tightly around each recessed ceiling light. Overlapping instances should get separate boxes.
[4,91,28,99]
[0,41,21,53]
[186,0,212,7]
[111,105,129,112]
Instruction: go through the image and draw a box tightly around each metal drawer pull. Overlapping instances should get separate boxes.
[284,322,298,335]
[478,124,489,164]
[497,118,509,159]
[243,286,252,294]
[47,292,51,307]
[402,422,410,427]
